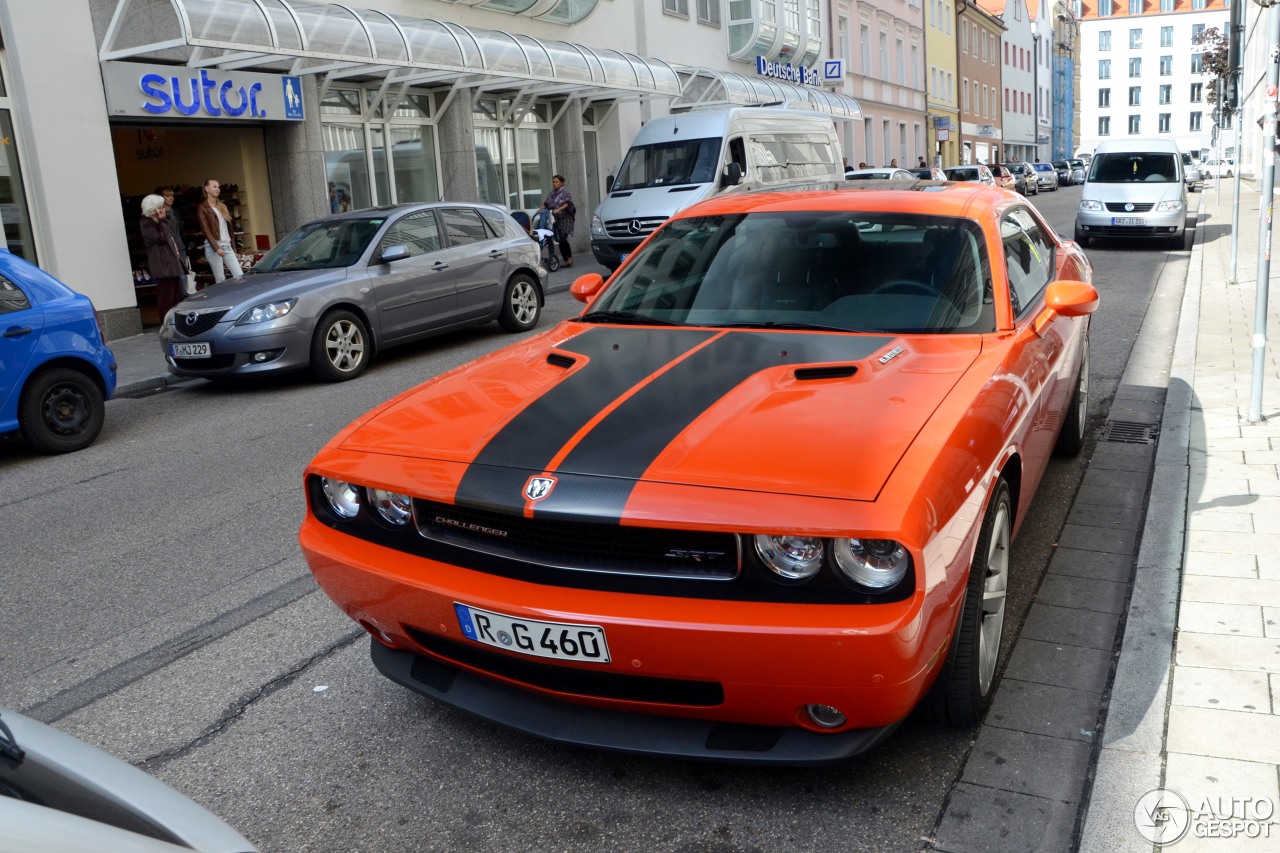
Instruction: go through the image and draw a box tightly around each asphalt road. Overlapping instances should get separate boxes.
[0,186,1191,852]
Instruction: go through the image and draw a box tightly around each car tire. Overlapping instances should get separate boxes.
[926,477,1012,725]
[18,367,105,454]
[498,273,542,333]
[1054,336,1089,456]
[1227,169,1234,178]
[310,309,369,382]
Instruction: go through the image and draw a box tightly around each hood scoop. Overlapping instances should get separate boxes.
[546,352,578,370]
[794,365,858,381]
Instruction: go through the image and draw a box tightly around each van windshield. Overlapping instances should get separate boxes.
[1088,152,1179,184]
[613,137,722,191]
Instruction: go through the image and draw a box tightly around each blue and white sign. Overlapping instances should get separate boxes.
[756,56,820,87]
[102,61,305,122]
[823,60,845,82]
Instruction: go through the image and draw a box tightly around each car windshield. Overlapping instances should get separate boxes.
[253,218,385,272]
[580,211,996,334]
[612,137,722,191]
[945,168,979,181]
[1035,164,1053,172]
[1088,152,1179,184]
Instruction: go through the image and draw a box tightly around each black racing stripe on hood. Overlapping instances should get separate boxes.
[530,331,893,521]
[453,327,718,511]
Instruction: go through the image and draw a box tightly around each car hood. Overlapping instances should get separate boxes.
[176,267,352,309]
[595,184,715,222]
[338,324,981,506]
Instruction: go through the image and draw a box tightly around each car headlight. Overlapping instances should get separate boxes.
[1078,199,1103,211]
[321,477,362,519]
[236,298,297,325]
[755,534,824,580]
[831,538,911,590]
[369,488,412,526]
[1156,200,1184,212]
[590,214,606,237]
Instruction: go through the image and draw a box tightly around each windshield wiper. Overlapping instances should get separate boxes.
[576,311,683,326]
[710,321,853,333]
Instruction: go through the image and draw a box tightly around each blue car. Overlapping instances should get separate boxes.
[0,250,117,453]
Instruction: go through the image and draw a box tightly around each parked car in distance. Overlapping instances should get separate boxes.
[910,166,948,181]
[942,164,996,185]
[1074,138,1187,249]
[987,164,1018,192]
[1068,159,1087,184]
[1200,157,1234,178]
[846,168,917,181]
[300,181,1098,765]
[159,202,548,383]
[0,250,116,454]
[0,707,258,852]
[1053,160,1072,186]
[1181,152,1202,191]
[1032,163,1059,192]
[1004,163,1039,195]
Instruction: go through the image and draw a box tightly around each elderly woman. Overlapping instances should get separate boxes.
[140,193,187,324]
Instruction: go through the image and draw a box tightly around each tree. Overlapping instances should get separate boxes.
[1200,27,1234,119]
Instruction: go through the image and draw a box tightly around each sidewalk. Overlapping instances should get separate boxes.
[106,258,606,398]
[1081,178,1280,849]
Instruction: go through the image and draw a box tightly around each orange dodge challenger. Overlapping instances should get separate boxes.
[300,182,1097,765]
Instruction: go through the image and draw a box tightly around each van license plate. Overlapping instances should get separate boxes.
[171,342,211,358]
[1112,217,1145,226]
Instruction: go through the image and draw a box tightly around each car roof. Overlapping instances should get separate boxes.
[680,181,1009,219]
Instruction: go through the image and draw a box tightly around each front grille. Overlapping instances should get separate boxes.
[172,354,236,369]
[1104,202,1155,213]
[604,217,668,239]
[406,628,725,706]
[414,498,741,580]
[1088,226,1166,237]
[173,308,230,337]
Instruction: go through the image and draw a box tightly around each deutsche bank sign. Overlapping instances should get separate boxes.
[756,56,820,86]
[102,61,305,122]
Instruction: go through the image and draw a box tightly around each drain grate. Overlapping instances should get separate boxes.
[1101,420,1160,444]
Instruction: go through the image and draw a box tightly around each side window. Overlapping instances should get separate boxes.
[440,208,491,247]
[379,211,441,258]
[476,207,510,236]
[1001,208,1054,318]
[0,274,32,316]
[728,136,747,177]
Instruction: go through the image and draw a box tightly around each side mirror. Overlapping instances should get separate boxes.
[1034,279,1099,335]
[720,162,743,189]
[380,245,411,264]
[570,273,606,304]
[606,174,615,193]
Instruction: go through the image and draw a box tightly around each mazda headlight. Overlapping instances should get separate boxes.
[755,534,824,580]
[320,477,362,518]
[1078,199,1103,211]
[236,298,297,325]
[832,538,911,590]
[591,214,606,237]
[1156,200,1184,212]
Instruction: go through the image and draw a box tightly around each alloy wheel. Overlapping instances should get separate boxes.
[511,279,538,325]
[325,319,366,373]
[978,499,1011,694]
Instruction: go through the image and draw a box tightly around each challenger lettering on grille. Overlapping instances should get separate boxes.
[433,516,509,538]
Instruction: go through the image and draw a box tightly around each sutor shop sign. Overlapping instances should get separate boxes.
[101,61,304,122]
[756,56,820,86]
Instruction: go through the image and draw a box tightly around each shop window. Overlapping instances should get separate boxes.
[0,108,37,260]
[389,126,440,204]
[321,89,362,116]
[322,123,375,212]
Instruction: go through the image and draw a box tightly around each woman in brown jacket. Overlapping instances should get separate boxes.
[140,193,187,323]
[197,177,243,281]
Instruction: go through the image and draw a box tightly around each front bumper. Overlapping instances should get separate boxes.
[589,237,643,270]
[159,322,310,377]
[1075,206,1186,239]
[300,516,950,762]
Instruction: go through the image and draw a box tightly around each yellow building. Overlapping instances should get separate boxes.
[925,0,962,166]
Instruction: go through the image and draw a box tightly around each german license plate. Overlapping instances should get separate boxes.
[170,342,211,358]
[1112,217,1145,226]
[454,603,611,663]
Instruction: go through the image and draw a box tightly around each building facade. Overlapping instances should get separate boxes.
[0,0,862,339]
[1051,0,1081,160]
[1077,0,1230,159]
[959,1,1008,164]
[925,0,962,166]
[982,0,1038,162]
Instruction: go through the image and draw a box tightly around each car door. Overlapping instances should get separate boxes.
[368,209,457,343]
[0,272,43,425]
[440,206,507,322]
[1000,205,1071,496]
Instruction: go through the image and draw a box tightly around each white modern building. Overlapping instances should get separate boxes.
[0,0,863,339]
[1077,0,1230,160]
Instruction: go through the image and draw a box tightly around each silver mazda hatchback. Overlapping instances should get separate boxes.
[160,202,547,382]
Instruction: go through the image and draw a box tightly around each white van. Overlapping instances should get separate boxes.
[1073,138,1187,249]
[589,108,844,270]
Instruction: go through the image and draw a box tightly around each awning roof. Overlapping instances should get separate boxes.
[101,0,860,117]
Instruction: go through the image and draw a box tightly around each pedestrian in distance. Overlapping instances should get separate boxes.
[197,178,243,282]
[918,156,928,169]
[157,185,194,294]
[890,158,899,168]
[140,193,188,324]
[539,174,576,268]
